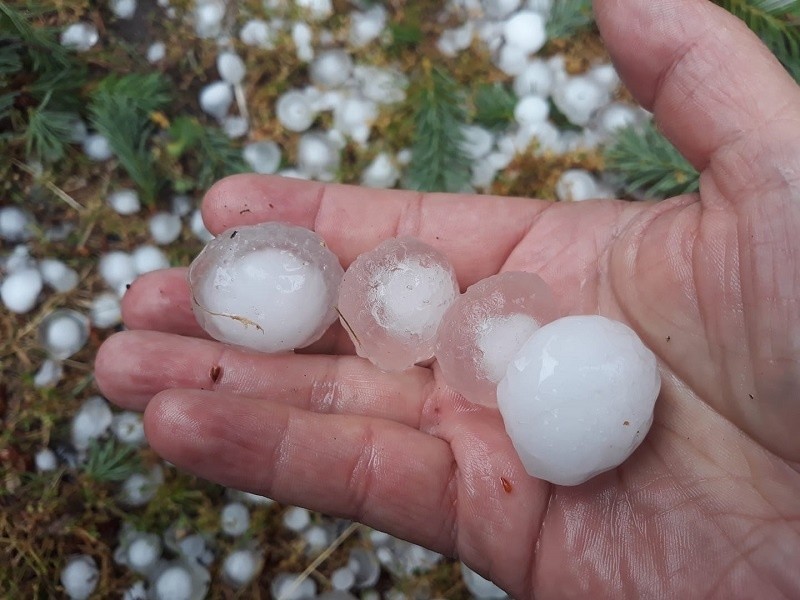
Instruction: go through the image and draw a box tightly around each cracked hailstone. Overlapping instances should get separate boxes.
[337,237,459,372]
[435,272,559,407]
[497,315,661,486]
[189,222,343,353]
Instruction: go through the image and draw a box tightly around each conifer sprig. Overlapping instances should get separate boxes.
[472,83,517,130]
[84,438,142,483]
[546,0,594,39]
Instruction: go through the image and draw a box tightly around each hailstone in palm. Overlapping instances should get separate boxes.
[189,222,343,353]
[497,315,661,486]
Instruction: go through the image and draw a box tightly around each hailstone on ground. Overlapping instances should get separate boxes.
[189,222,343,353]
[497,315,661,486]
[337,237,459,372]
[436,272,559,406]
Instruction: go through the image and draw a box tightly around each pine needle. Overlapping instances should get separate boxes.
[472,83,517,130]
[546,0,594,39]
[604,121,700,199]
[24,93,74,163]
[84,438,142,483]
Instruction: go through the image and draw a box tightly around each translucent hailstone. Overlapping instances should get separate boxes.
[513,60,553,98]
[349,5,387,47]
[99,251,137,289]
[1,267,43,314]
[331,567,355,591]
[310,50,353,88]
[39,309,90,360]
[222,549,261,587]
[199,81,234,121]
[189,222,344,353]
[147,41,166,63]
[123,581,147,600]
[297,132,340,180]
[34,358,63,388]
[497,315,661,486]
[360,153,399,188]
[127,534,162,574]
[338,237,459,372]
[555,169,599,202]
[149,213,182,245]
[91,292,122,328]
[107,188,141,215]
[276,90,317,132]
[61,23,99,52]
[71,396,114,451]
[217,51,246,84]
[240,19,274,48]
[220,501,250,536]
[113,411,146,445]
[461,563,508,599]
[40,259,80,293]
[347,548,380,588]
[83,133,113,161]
[150,560,210,600]
[503,11,546,54]
[35,447,58,472]
[514,95,549,127]
[354,66,407,105]
[171,195,194,218]
[302,524,330,553]
[120,465,164,506]
[552,75,610,127]
[110,0,137,19]
[0,206,33,241]
[243,141,282,174]
[435,272,558,406]
[223,116,249,139]
[61,555,99,600]
[282,506,311,532]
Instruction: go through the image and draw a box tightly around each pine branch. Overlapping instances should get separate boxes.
[0,4,73,75]
[84,438,142,483]
[472,83,517,129]
[604,121,700,198]
[546,0,594,39]
[406,65,472,193]
[24,94,74,162]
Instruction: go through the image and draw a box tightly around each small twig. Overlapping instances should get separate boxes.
[12,159,85,212]
[234,83,249,122]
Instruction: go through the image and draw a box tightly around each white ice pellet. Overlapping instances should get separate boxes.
[153,565,193,600]
[71,396,113,451]
[471,161,498,189]
[309,50,353,88]
[39,309,90,360]
[291,22,314,62]
[199,81,234,121]
[243,141,282,174]
[460,125,494,160]
[133,245,170,274]
[39,259,79,293]
[514,95,549,126]
[107,189,141,215]
[194,0,225,38]
[594,102,643,137]
[222,549,260,587]
[270,573,317,600]
[91,292,122,328]
[503,11,546,54]
[60,555,99,600]
[333,96,377,144]
[123,581,147,600]
[347,548,380,588]
[461,563,508,599]
[331,567,356,591]
[297,132,340,180]
[147,41,166,63]
[349,5,387,47]
[83,133,113,161]
[556,169,599,201]
[68,117,89,143]
[217,51,246,84]
[482,0,521,18]
[120,466,163,506]
[302,525,329,552]
[355,66,408,105]
[190,209,214,242]
[240,19,274,48]
[360,153,399,188]
[296,0,332,20]
[61,23,99,52]
[99,251,137,289]
[498,315,661,485]
[437,22,474,57]
[1,267,43,314]
[35,448,58,472]
[113,411,146,445]
[220,502,250,536]
[377,539,442,578]
[171,195,194,218]
[552,75,610,127]
[496,44,528,76]
[283,506,311,532]
[127,534,161,574]
[276,90,317,132]
[0,206,33,241]
[588,63,620,93]
[513,60,553,98]
[223,116,249,139]
[148,213,182,246]
[34,358,63,388]
[110,0,137,19]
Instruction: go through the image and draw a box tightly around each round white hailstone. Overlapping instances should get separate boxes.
[460,125,494,161]
[436,272,559,407]
[128,534,162,574]
[282,506,311,532]
[120,466,163,506]
[552,76,609,127]
[68,117,88,143]
[1,245,33,273]
[194,0,225,38]
[217,51,246,84]
[355,66,408,104]
[396,148,412,166]
[349,5,387,47]
[240,19,274,48]
[99,251,137,289]
[39,259,79,293]
[60,23,99,52]
[222,549,260,587]
[338,237,460,372]
[547,54,569,86]
[199,81,233,121]
[476,20,504,53]
[519,121,560,154]
[377,540,442,578]
[461,563,508,599]
[302,525,329,552]
[113,411,146,445]
[276,90,316,132]
[61,555,99,600]
[177,534,206,562]
[588,63,620,93]
[503,11,546,54]
[190,209,214,242]
[122,580,147,600]
[71,396,113,451]
[110,0,137,19]
[223,116,249,139]
[437,22,474,57]
[0,206,33,241]
[528,0,553,14]
[270,573,318,600]
[483,0,521,17]
[149,213,182,246]
[309,50,353,88]
[486,150,513,171]
[361,153,399,189]
[331,567,356,591]
[107,188,141,215]
[297,132,340,179]
[83,133,113,161]
[471,161,498,189]
[91,291,122,328]
[556,169,599,202]
[347,548,380,588]
[1,267,43,314]
[243,141,282,174]
[308,88,343,112]
[296,0,332,20]
[333,96,377,144]
[220,502,250,536]
[291,22,314,62]
[514,95,549,127]
[34,358,63,388]
[498,315,661,486]
[189,222,344,353]
[594,102,642,137]
[147,41,166,63]
[39,309,90,360]
[496,44,528,76]
[131,246,169,275]
[171,195,194,218]
[153,565,193,600]
[35,448,58,472]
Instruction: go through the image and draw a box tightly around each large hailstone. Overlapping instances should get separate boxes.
[497,315,661,486]
[189,222,344,353]
[436,272,559,407]
[337,238,459,372]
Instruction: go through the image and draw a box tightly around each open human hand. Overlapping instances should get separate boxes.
[95,0,800,597]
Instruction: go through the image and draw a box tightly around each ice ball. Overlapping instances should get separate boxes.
[436,272,559,406]
[189,222,343,353]
[338,237,459,372]
[39,309,90,360]
[497,315,661,486]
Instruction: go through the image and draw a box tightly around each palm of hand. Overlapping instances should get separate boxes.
[95,1,800,597]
